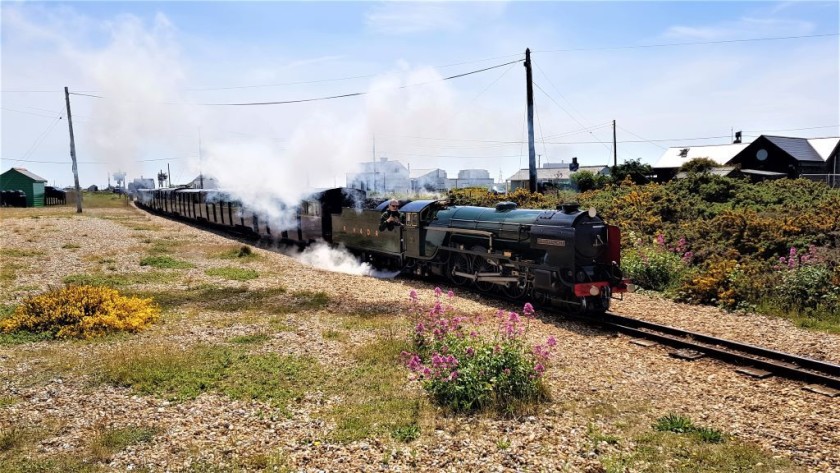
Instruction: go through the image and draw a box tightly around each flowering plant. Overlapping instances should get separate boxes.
[401,288,554,413]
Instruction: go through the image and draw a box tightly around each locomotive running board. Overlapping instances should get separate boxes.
[452,271,518,284]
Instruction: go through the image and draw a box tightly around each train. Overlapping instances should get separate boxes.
[135,187,629,313]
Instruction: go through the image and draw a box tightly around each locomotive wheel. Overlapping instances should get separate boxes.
[471,246,495,292]
[448,253,473,286]
[503,281,529,300]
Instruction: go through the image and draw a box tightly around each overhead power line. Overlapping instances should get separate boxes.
[66,59,524,107]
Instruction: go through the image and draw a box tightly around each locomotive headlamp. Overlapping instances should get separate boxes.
[588,207,597,218]
[589,285,600,296]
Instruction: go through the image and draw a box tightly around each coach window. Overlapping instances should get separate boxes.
[406,213,419,227]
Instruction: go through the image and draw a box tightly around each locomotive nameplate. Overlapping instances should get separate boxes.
[536,238,565,247]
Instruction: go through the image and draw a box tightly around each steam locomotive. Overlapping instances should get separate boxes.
[135,187,628,313]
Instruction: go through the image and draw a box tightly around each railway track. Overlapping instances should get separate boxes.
[587,311,840,396]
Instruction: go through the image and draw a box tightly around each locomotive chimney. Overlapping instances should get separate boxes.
[558,202,580,213]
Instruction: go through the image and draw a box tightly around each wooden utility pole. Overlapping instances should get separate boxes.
[525,48,536,193]
[64,86,82,212]
[612,119,617,167]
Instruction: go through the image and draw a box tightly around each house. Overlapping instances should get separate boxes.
[653,135,839,184]
[507,162,610,191]
[0,167,48,207]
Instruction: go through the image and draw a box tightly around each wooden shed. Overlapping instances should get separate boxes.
[0,167,47,207]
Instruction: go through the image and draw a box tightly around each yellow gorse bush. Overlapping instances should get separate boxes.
[0,285,160,339]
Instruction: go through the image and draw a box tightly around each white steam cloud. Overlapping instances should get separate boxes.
[289,243,400,279]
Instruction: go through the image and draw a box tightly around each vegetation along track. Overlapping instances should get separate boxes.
[587,311,840,394]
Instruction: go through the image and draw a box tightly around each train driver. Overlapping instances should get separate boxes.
[379,199,404,231]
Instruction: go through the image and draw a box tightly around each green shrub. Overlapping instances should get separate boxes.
[774,265,840,314]
[622,246,689,292]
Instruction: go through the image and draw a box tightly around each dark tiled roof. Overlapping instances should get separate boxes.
[764,136,825,162]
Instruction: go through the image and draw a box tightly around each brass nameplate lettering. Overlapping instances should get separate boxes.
[536,238,565,247]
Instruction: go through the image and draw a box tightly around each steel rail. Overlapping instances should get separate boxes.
[591,312,840,390]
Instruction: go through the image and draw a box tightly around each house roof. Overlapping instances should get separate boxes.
[655,135,840,169]
[5,167,48,182]
[653,143,749,169]
[806,137,840,160]
[675,166,739,179]
[507,165,609,181]
[763,136,825,162]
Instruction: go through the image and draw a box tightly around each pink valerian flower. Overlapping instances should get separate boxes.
[655,234,666,246]
[534,363,545,374]
[409,290,418,301]
[434,287,443,298]
[546,336,557,347]
[465,346,475,357]
[681,251,693,264]
[523,303,535,317]
[447,290,455,299]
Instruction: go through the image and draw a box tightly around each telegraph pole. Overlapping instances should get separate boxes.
[525,49,537,193]
[64,87,82,212]
[612,119,617,167]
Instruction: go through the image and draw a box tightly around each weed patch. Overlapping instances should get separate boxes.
[139,255,193,269]
[205,267,259,281]
[0,248,44,257]
[324,337,422,443]
[229,333,271,344]
[88,424,158,462]
[215,245,259,261]
[98,343,322,413]
[63,271,175,288]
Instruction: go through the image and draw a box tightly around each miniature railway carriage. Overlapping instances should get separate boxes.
[135,187,627,313]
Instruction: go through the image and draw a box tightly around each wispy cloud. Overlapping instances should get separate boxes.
[663,17,814,40]
[365,3,462,35]
[364,2,508,35]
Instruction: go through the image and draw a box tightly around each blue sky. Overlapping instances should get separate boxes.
[2,1,838,196]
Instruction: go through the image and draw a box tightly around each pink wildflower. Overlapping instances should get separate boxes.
[547,336,557,347]
[523,302,535,316]
[447,290,455,299]
[434,287,442,297]
[409,289,418,301]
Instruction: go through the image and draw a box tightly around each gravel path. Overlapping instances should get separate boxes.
[1,206,837,472]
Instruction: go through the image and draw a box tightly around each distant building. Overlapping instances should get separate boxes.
[346,158,410,194]
[185,175,220,189]
[128,177,156,194]
[0,167,47,207]
[653,135,839,185]
[411,168,448,193]
[448,169,494,190]
[507,162,610,191]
